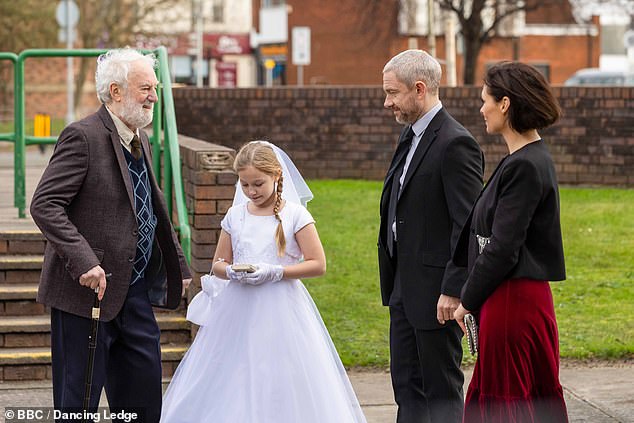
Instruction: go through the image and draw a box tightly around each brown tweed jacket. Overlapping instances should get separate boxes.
[30,105,191,321]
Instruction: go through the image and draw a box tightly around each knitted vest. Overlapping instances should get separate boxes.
[123,147,157,285]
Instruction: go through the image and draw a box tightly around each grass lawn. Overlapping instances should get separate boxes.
[304,180,634,368]
[0,119,66,139]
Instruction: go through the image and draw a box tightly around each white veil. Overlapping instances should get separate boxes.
[188,141,313,326]
[232,141,313,207]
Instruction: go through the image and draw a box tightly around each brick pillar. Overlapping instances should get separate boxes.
[179,135,236,304]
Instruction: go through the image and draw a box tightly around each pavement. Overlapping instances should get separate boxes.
[0,146,51,230]
[0,362,632,422]
[1,149,633,422]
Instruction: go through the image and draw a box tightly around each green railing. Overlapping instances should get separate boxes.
[1,47,190,262]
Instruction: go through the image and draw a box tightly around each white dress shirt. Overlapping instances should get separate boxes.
[392,101,443,240]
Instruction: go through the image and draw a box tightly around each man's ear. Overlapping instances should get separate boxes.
[414,81,427,98]
[110,82,122,102]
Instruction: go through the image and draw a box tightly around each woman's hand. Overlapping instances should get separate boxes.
[454,304,470,335]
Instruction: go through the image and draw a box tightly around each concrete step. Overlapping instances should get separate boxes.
[0,282,46,316]
[0,313,191,349]
[0,344,189,381]
[0,313,190,336]
[0,255,43,270]
[0,344,189,366]
[0,283,37,300]
[0,230,45,241]
[0,230,192,380]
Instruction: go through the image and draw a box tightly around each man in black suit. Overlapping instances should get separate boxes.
[378,49,484,422]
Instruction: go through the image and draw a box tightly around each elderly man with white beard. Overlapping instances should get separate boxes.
[31,48,192,422]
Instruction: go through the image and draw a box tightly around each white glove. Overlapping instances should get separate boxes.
[243,263,284,285]
[225,265,249,283]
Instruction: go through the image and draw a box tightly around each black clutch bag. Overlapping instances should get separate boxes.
[464,313,479,355]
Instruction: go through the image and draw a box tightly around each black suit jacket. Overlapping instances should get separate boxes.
[31,105,192,321]
[454,140,566,311]
[378,108,484,329]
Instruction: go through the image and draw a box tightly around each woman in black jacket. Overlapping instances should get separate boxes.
[454,62,568,423]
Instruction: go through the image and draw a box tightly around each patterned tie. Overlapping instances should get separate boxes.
[130,135,142,160]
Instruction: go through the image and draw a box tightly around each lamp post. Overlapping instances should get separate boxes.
[55,0,79,124]
[192,0,204,88]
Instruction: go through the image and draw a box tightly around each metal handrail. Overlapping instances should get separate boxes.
[4,48,190,262]
[154,46,191,262]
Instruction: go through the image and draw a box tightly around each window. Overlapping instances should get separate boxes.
[398,0,430,36]
[170,55,193,84]
[211,0,224,23]
[531,63,551,82]
[262,0,285,7]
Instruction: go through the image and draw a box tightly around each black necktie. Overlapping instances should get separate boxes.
[387,126,415,257]
[131,135,142,160]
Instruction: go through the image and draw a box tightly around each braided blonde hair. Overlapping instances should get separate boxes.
[234,142,286,256]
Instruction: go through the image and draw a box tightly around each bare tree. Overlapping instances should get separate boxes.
[73,0,189,112]
[0,0,57,118]
[436,0,567,84]
[0,0,188,118]
[0,1,57,52]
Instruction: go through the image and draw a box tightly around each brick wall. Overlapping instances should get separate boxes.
[1,57,101,121]
[174,86,634,187]
[179,135,237,302]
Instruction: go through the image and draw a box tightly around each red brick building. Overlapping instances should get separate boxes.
[252,0,599,86]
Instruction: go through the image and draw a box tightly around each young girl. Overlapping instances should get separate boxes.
[161,141,367,423]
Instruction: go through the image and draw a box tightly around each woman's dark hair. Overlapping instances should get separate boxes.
[484,61,561,134]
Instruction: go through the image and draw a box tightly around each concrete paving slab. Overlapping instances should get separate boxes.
[561,366,634,423]
[1,363,632,423]
[0,148,51,228]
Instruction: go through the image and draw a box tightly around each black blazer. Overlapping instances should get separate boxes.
[378,108,484,329]
[31,105,192,321]
[454,140,566,312]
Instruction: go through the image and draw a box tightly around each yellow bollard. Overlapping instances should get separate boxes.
[34,114,42,137]
[43,114,50,137]
[33,113,51,137]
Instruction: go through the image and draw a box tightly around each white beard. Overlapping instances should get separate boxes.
[121,96,153,129]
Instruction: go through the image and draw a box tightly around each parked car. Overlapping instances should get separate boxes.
[564,68,634,86]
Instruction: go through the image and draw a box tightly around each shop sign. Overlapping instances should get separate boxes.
[216,61,237,87]
[204,34,251,57]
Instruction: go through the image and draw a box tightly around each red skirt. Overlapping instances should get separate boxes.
[463,279,568,423]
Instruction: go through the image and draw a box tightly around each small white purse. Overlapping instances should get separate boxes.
[186,273,230,326]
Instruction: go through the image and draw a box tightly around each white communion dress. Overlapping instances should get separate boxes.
[160,201,367,423]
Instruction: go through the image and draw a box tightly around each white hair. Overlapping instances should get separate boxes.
[383,49,442,95]
[95,48,157,104]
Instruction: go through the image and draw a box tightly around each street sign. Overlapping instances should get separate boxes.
[216,62,237,88]
[292,27,311,66]
[58,28,77,44]
[55,0,79,28]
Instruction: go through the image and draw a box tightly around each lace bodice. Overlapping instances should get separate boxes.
[221,202,315,268]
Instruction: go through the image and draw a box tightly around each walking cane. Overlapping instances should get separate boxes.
[83,273,110,420]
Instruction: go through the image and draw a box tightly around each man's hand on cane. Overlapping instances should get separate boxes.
[79,265,108,301]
